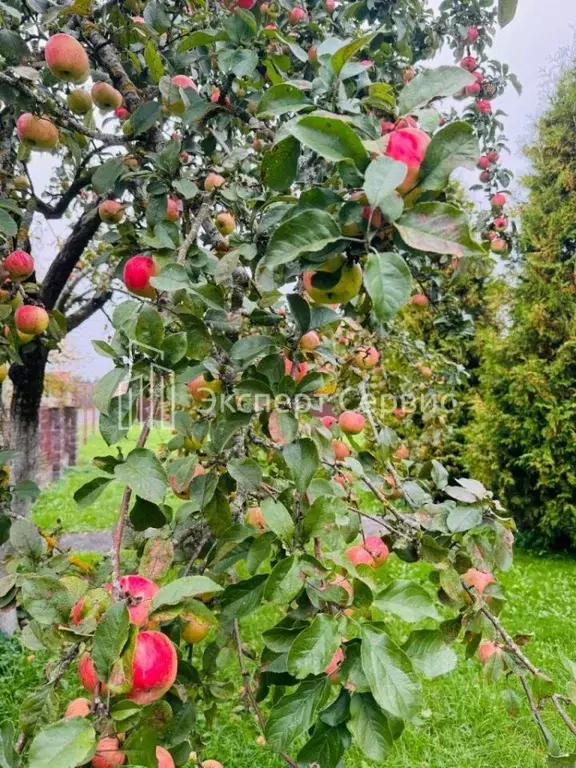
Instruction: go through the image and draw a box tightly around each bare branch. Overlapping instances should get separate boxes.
[40,203,101,310]
[66,289,113,331]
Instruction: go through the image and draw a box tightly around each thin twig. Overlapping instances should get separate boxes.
[521,677,554,751]
[176,198,212,265]
[552,695,576,737]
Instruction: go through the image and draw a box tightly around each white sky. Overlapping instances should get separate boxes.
[31,0,576,380]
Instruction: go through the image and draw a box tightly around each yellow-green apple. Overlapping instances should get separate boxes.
[92,82,123,111]
[187,375,222,402]
[181,614,210,644]
[67,89,92,114]
[98,200,124,224]
[16,114,59,151]
[215,212,235,235]
[302,256,362,305]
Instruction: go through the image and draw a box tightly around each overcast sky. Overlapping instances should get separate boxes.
[32,0,576,381]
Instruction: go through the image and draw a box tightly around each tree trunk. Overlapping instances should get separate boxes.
[8,344,48,516]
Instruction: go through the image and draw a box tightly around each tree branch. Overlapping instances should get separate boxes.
[40,203,101,310]
[66,289,113,331]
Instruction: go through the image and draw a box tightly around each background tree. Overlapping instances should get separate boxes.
[467,59,576,549]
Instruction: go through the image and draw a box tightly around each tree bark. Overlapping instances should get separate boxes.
[8,344,48,516]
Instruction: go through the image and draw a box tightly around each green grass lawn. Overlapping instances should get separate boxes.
[2,551,576,766]
[32,424,173,532]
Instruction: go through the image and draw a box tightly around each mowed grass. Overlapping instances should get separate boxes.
[32,424,173,532]
[3,552,574,767]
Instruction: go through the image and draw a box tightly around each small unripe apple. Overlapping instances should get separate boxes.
[98,200,124,224]
[465,26,479,43]
[204,173,225,191]
[65,697,91,718]
[245,506,266,532]
[16,114,59,152]
[14,175,28,190]
[165,197,181,222]
[283,356,308,382]
[123,255,157,299]
[321,415,337,429]
[92,82,123,112]
[155,747,175,768]
[460,56,477,72]
[491,238,508,254]
[300,331,320,350]
[67,89,92,115]
[478,641,502,665]
[354,346,379,369]
[14,305,49,336]
[364,535,389,565]
[346,545,374,567]
[5,249,34,280]
[463,568,495,593]
[0,364,8,384]
[115,106,129,120]
[44,33,90,83]
[187,375,222,402]
[332,440,351,460]
[410,293,428,306]
[338,410,365,435]
[182,614,210,644]
[491,192,507,209]
[476,99,492,114]
[394,444,409,460]
[288,6,308,23]
[92,737,125,768]
[215,212,235,235]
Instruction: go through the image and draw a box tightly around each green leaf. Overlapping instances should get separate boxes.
[404,629,457,679]
[283,438,319,492]
[0,719,19,768]
[257,84,310,117]
[398,66,475,114]
[9,519,45,558]
[265,677,329,752]
[287,614,341,679]
[364,251,412,323]
[416,122,479,192]
[151,576,223,612]
[73,476,113,509]
[395,203,485,258]
[264,556,304,603]
[130,497,170,531]
[261,498,294,543]
[361,625,420,720]
[131,100,162,136]
[144,41,164,83]
[261,136,300,191]
[114,448,168,503]
[227,458,262,491]
[0,209,17,237]
[21,577,72,625]
[289,113,368,170]
[93,367,127,417]
[0,29,29,63]
[331,33,375,77]
[264,209,341,268]
[374,579,441,622]
[218,47,258,77]
[220,575,267,619]
[28,718,96,768]
[230,335,274,363]
[92,157,124,195]
[135,304,165,350]
[92,602,130,681]
[363,156,407,209]
[348,693,403,762]
[446,504,483,533]
[297,725,347,768]
[498,0,518,27]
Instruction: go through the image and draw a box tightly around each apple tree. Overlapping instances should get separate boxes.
[4,1,576,767]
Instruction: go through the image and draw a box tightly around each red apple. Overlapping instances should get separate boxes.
[92,737,125,768]
[14,305,49,336]
[123,255,157,299]
[462,568,495,593]
[5,250,34,280]
[65,697,91,718]
[44,33,90,83]
[354,346,379,369]
[332,440,351,460]
[16,114,59,152]
[338,410,365,435]
[98,200,124,224]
